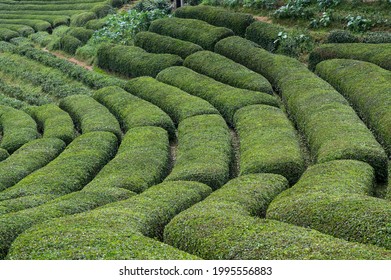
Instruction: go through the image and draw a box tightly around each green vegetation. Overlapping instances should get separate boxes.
[0,149,9,162]
[59,95,122,139]
[0,28,19,41]
[234,105,305,184]
[267,160,391,250]
[156,66,278,125]
[149,17,234,50]
[6,181,210,259]
[134,31,203,59]
[164,173,391,259]
[0,131,117,214]
[26,104,75,144]
[245,21,284,52]
[165,114,232,190]
[124,77,218,125]
[97,44,183,78]
[0,106,38,153]
[309,43,391,71]
[316,59,391,155]
[184,50,273,93]
[215,36,388,182]
[0,138,65,192]
[174,5,254,36]
[93,86,175,139]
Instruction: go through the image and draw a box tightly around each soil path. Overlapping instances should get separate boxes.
[254,16,273,23]
[43,48,93,71]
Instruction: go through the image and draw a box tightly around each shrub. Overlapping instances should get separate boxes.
[267,160,391,250]
[124,77,218,125]
[316,59,391,155]
[149,17,234,51]
[59,35,83,55]
[0,106,38,153]
[215,36,388,182]
[174,5,254,36]
[164,173,391,259]
[245,21,284,52]
[362,32,391,44]
[184,50,273,93]
[93,86,175,139]
[84,126,170,194]
[308,43,391,71]
[25,104,75,144]
[0,138,66,192]
[97,44,183,78]
[326,29,359,43]
[156,66,278,125]
[28,32,53,47]
[59,95,122,140]
[0,131,118,213]
[70,12,97,27]
[85,18,107,30]
[134,31,203,59]
[66,27,94,44]
[234,105,305,184]
[91,3,112,18]
[0,19,51,32]
[0,28,19,41]
[165,114,231,190]
[9,37,34,48]
[7,181,210,259]
[0,25,34,37]
[346,15,373,32]
[0,149,8,161]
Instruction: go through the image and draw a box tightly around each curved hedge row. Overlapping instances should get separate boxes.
[26,104,75,144]
[124,77,218,125]
[0,25,35,37]
[134,31,203,59]
[0,19,51,32]
[0,106,38,153]
[215,36,388,182]
[59,94,122,139]
[164,173,391,259]
[315,59,391,155]
[0,131,117,214]
[0,149,8,161]
[70,11,97,27]
[234,105,305,184]
[66,27,94,44]
[267,160,391,250]
[0,138,65,192]
[174,5,254,37]
[149,17,234,51]
[245,21,285,52]
[165,114,231,190]
[93,86,175,139]
[97,44,183,78]
[308,43,391,71]
[156,66,278,125]
[184,50,273,93]
[7,181,211,259]
[0,28,19,41]
[83,126,170,194]
[59,35,82,55]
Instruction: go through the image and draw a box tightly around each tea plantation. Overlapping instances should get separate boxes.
[0,1,391,260]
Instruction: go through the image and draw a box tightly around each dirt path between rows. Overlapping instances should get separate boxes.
[43,48,93,71]
[254,16,273,23]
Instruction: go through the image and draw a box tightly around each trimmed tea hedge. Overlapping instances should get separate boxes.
[316,59,391,155]
[0,25,34,37]
[245,21,285,52]
[0,149,8,161]
[0,138,65,192]
[17,46,125,89]
[164,173,391,259]
[174,5,254,37]
[83,126,170,194]
[156,66,278,125]
[59,95,122,139]
[0,106,38,153]
[149,17,234,51]
[59,35,82,55]
[93,86,175,139]
[215,36,388,182]
[267,160,391,250]
[184,50,273,93]
[0,28,19,41]
[66,27,94,44]
[0,19,51,32]
[124,77,218,125]
[70,11,97,27]
[165,114,232,190]
[6,181,211,259]
[134,31,203,59]
[26,104,75,144]
[308,43,391,71]
[234,105,305,184]
[0,131,117,213]
[97,44,183,78]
